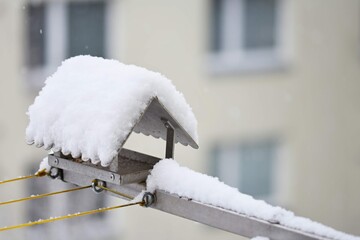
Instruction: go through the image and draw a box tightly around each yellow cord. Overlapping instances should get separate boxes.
[0,201,142,232]
[0,169,47,185]
[0,185,91,206]
[94,181,134,200]
[34,169,48,177]
[0,172,143,232]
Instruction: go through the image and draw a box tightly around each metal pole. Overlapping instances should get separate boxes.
[164,120,175,159]
[152,191,326,240]
[48,156,329,240]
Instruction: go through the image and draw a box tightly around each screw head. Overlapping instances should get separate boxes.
[110,173,115,180]
[54,158,59,165]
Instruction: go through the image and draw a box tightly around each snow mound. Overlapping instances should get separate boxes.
[26,56,198,166]
[147,159,360,240]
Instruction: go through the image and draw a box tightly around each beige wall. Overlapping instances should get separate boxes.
[289,0,360,232]
[121,0,360,237]
[0,1,33,239]
[0,0,359,239]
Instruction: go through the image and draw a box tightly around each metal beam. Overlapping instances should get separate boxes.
[152,191,326,240]
[48,156,329,240]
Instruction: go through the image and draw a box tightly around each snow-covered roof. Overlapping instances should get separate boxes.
[26,56,198,166]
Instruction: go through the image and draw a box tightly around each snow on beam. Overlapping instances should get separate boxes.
[145,159,359,240]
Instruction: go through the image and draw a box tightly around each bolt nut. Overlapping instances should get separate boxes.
[54,158,59,165]
[48,167,61,179]
[110,174,115,180]
[142,192,156,207]
[92,179,106,193]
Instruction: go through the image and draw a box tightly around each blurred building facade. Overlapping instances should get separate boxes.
[0,0,359,239]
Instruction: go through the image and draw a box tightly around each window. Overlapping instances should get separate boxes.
[211,139,278,200]
[68,1,106,58]
[25,0,108,89]
[243,0,276,50]
[209,0,289,73]
[26,3,46,67]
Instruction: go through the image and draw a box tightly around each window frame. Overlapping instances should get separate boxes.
[24,0,113,90]
[211,138,283,203]
[26,3,46,68]
[208,0,292,75]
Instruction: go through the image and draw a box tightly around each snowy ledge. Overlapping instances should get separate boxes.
[146,159,360,240]
[26,56,198,166]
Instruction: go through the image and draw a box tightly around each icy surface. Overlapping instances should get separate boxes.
[26,56,198,166]
[147,159,360,240]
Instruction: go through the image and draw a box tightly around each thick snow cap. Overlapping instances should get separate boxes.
[26,56,199,166]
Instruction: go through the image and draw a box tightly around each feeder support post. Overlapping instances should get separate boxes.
[163,120,175,159]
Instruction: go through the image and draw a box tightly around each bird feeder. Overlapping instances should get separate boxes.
[46,96,198,189]
[25,56,199,201]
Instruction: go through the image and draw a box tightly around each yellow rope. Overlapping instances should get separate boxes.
[0,169,47,185]
[95,184,148,207]
[0,201,142,232]
[0,185,91,206]
[0,172,144,232]
[94,181,134,200]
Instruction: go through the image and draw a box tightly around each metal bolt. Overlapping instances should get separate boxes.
[110,173,115,181]
[92,179,106,193]
[54,158,59,165]
[142,192,156,207]
[49,167,61,179]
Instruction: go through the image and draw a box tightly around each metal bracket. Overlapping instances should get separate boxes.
[162,119,175,159]
[48,148,160,186]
